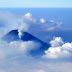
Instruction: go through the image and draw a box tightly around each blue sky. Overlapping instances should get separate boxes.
[0,0,72,8]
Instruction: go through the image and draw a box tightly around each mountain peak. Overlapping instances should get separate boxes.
[2,30,50,57]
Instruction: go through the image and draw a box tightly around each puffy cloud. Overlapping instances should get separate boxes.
[0,39,72,72]
[50,37,64,47]
[22,13,36,23]
[0,11,71,72]
[10,41,40,54]
[40,19,45,23]
[0,39,41,59]
[43,37,72,58]
[22,13,32,21]
[62,43,72,50]
[43,46,70,58]
[0,11,63,39]
[20,13,63,34]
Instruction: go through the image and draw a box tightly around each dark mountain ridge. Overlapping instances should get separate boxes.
[2,30,50,57]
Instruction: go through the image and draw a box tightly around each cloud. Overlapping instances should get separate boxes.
[18,30,23,39]
[22,13,36,23]
[0,11,63,39]
[43,46,70,58]
[40,18,45,23]
[0,11,29,38]
[18,23,29,39]
[21,13,62,32]
[10,41,40,54]
[18,19,29,32]
[22,13,32,21]
[0,10,72,72]
[43,37,72,58]
[1,58,72,72]
[50,37,64,47]
[0,39,41,59]
[0,39,72,72]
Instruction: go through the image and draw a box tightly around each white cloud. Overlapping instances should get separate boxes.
[62,42,72,50]
[22,13,36,23]
[50,37,64,47]
[0,11,72,72]
[0,11,63,39]
[22,13,32,21]
[0,39,41,59]
[43,37,72,58]
[0,39,72,72]
[10,41,40,54]
[43,46,70,58]
[40,19,45,23]
[18,30,23,39]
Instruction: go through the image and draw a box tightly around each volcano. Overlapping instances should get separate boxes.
[2,30,50,57]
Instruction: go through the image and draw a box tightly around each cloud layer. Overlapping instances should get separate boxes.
[0,39,41,59]
[0,10,72,72]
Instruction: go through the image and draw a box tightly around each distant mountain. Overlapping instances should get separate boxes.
[3,30,19,42]
[2,30,50,57]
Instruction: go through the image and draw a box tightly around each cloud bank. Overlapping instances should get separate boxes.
[0,10,72,72]
[43,37,72,58]
[0,39,41,59]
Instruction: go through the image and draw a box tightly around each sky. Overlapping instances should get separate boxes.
[0,0,72,8]
[0,6,72,72]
